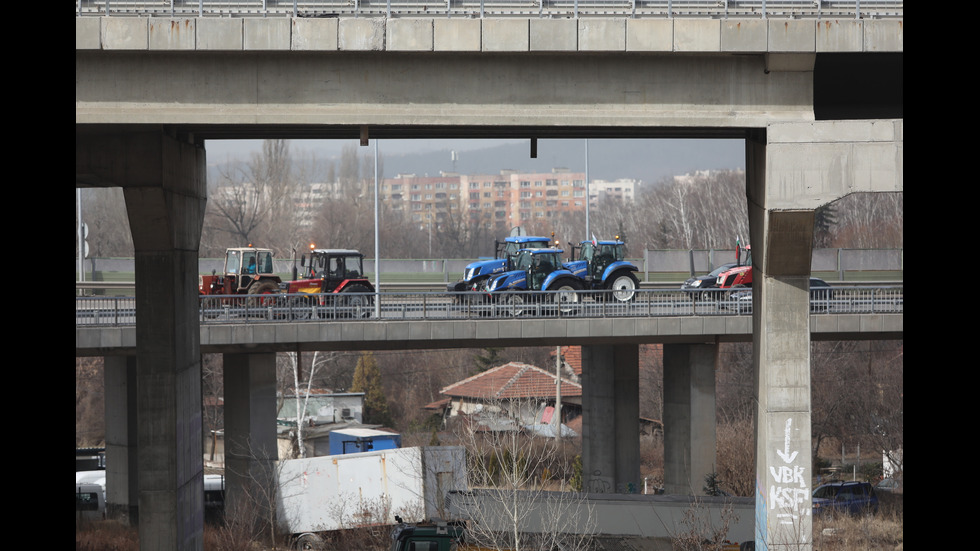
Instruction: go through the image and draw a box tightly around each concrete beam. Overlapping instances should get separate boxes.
[79,16,903,53]
[75,312,904,357]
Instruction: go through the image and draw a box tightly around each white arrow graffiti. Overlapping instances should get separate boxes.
[776,418,798,463]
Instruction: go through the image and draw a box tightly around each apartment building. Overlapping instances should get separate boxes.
[381,173,463,228]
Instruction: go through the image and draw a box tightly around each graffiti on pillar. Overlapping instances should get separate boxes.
[768,418,809,525]
[616,481,637,494]
[586,471,611,493]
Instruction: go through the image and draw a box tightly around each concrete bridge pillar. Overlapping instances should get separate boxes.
[223,353,279,524]
[745,120,901,550]
[78,130,207,550]
[662,343,717,496]
[747,134,815,551]
[104,355,139,524]
[581,344,640,494]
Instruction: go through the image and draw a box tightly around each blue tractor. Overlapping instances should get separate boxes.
[447,235,554,299]
[564,238,640,302]
[484,247,584,315]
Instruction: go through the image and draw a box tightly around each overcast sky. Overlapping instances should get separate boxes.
[205,138,525,163]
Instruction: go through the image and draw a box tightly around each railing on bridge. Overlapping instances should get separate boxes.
[76,0,903,19]
[75,286,903,327]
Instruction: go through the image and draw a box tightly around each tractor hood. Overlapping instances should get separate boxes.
[462,258,508,282]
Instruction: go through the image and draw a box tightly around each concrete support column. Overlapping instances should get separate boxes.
[223,353,279,523]
[81,130,208,551]
[104,355,139,524]
[747,134,815,551]
[663,343,717,496]
[582,344,639,493]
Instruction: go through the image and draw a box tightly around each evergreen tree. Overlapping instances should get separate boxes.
[814,203,838,247]
[474,347,504,373]
[350,352,393,427]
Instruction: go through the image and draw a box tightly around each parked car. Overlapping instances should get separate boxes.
[874,477,902,493]
[681,263,738,299]
[726,278,832,314]
[812,481,879,516]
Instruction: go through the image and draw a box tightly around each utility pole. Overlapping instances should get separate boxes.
[554,346,562,441]
[584,139,590,240]
[374,139,381,319]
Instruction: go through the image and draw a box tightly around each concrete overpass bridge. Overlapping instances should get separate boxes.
[76,4,902,549]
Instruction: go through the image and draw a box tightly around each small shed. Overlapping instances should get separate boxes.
[328,427,401,455]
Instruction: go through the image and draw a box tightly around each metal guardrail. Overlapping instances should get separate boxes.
[76,0,903,19]
[75,286,903,327]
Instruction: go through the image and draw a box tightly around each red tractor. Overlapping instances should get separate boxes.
[283,246,375,319]
[715,243,753,290]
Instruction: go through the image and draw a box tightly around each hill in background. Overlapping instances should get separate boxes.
[208,138,745,186]
[373,139,744,185]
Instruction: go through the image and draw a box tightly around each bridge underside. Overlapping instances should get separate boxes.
[76,27,901,550]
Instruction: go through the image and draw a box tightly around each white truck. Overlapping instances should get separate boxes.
[276,446,467,549]
[75,470,107,523]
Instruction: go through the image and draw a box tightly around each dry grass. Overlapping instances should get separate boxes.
[75,519,138,551]
[77,491,903,551]
[812,492,903,551]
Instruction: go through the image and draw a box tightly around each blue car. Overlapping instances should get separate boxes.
[812,481,879,516]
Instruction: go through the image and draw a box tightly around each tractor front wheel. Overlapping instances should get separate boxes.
[247,279,280,309]
[499,293,526,317]
[290,295,315,320]
[552,279,583,315]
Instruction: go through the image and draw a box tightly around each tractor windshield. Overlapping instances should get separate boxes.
[502,239,548,259]
[514,250,534,271]
[226,250,241,274]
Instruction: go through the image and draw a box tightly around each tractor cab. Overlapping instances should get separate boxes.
[289,248,374,295]
[448,234,553,295]
[200,247,280,295]
[515,248,565,291]
[577,240,626,280]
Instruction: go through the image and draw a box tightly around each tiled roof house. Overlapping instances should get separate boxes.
[440,361,582,430]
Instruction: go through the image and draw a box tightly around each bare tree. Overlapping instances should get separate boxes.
[78,187,134,258]
[204,139,302,253]
[449,396,596,551]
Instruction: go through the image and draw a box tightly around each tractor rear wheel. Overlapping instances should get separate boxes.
[340,284,374,318]
[607,272,639,302]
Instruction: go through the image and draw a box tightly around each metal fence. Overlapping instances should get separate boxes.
[75,285,903,326]
[76,0,903,19]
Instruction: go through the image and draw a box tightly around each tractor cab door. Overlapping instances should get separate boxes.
[342,255,364,279]
[224,249,248,292]
[592,244,620,278]
[529,253,557,291]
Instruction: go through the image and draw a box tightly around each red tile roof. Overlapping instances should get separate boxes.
[441,362,582,400]
[550,346,582,375]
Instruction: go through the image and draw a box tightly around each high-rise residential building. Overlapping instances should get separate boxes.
[381,173,463,229]
[588,178,637,206]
